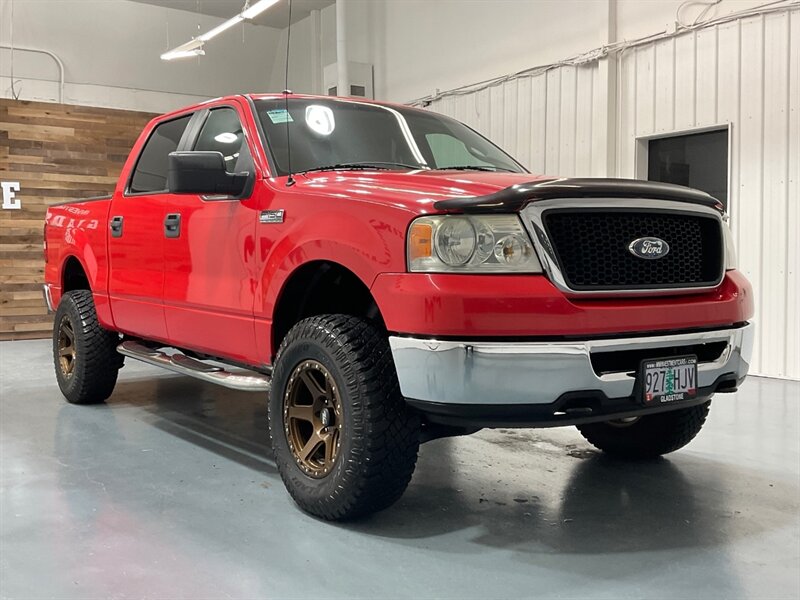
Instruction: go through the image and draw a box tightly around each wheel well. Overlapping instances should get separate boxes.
[272,261,383,357]
[62,256,90,292]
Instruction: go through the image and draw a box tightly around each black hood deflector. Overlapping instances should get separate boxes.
[433,178,722,213]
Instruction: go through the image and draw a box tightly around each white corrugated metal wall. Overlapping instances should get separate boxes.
[430,65,602,177]
[426,9,799,379]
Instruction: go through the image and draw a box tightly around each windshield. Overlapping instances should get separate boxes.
[254,98,526,176]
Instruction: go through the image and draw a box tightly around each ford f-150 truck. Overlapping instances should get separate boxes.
[44,94,754,521]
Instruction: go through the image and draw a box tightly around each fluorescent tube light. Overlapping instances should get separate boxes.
[160,0,280,61]
[198,15,244,42]
[214,132,239,143]
[161,47,206,61]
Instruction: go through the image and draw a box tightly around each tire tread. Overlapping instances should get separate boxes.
[53,290,122,404]
[269,315,419,520]
[577,401,711,459]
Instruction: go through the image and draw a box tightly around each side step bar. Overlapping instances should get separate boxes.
[117,341,271,392]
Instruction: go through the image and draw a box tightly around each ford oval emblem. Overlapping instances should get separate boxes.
[628,236,670,259]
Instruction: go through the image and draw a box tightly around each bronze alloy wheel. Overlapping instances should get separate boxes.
[268,315,421,520]
[57,316,77,378]
[283,360,343,478]
[52,290,123,405]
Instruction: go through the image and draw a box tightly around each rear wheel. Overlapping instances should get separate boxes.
[268,315,420,521]
[53,290,123,404]
[577,401,711,459]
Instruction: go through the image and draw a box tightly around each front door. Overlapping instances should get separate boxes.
[108,113,193,341]
[162,105,260,364]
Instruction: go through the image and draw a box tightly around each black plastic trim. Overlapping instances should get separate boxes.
[406,373,741,429]
[167,151,253,199]
[244,94,279,178]
[172,104,257,201]
[433,178,723,213]
[540,206,726,291]
[109,215,124,238]
[181,108,209,150]
[164,213,181,238]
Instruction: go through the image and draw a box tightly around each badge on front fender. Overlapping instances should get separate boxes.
[260,209,285,224]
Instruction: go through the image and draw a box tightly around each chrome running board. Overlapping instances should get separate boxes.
[117,341,270,392]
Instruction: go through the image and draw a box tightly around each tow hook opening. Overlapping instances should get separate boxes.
[553,394,602,417]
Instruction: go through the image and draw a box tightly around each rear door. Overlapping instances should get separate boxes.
[161,103,261,363]
[108,113,193,341]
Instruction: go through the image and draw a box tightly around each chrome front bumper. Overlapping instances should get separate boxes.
[389,323,753,406]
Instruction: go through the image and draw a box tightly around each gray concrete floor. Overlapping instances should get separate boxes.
[1,339,798,600]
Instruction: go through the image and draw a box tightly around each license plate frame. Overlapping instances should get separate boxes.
[640,354,698,405]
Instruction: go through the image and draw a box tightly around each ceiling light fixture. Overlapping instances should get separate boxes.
[160,0,280,61]
[161,47,206,61]
[198,16,244,42]
[214,132,239,143]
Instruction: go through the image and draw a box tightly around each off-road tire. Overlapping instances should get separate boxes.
[268,315,420,521]
[577,401,711,459]
[53,290,123,404]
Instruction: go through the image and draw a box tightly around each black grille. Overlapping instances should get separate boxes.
[543,210,723,291]
[590,341,727,376]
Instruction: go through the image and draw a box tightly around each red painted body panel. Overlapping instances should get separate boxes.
[43,94,753,369]
[44,200,115,328]
[371,270,753,338]
[161,194,260,362]
[252,170,551,307]
[161,99,263,363]
[252,174,422,362]
[107,194,169,339]
[103,109,187,342]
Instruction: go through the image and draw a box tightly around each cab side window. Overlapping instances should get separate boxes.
[193,107,254,174]
[425,133,494,169]
[129,114,192,193]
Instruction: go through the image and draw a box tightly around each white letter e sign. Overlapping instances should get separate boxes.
[2,182,21,210]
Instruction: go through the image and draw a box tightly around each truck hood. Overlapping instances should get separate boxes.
[292,170,551,214]
[291,170,722,214]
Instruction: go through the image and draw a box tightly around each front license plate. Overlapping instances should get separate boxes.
[641,355,698,404]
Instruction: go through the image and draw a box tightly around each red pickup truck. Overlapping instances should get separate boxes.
[44,93,754,520]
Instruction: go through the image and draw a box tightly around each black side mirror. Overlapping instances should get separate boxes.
[168,151,250,197]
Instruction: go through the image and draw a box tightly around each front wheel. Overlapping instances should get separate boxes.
[577,401,711,459]
[53,290,123,404]
[268,315,420,521]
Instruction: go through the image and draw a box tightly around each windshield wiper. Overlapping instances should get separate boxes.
[434,165,517,173]
[296,161,427,175]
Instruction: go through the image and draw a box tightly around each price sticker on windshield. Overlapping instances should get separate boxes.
[266,109,293,124]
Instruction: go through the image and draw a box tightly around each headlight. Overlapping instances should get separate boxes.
[723,217,737,270]
[407,214,543,273]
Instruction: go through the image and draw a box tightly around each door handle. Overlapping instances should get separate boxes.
[110,216,123,238]
[164,213,181,238]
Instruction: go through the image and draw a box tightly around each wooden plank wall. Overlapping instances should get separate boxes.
[0,99,156,340]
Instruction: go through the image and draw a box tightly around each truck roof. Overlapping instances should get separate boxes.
[155,93,421,121]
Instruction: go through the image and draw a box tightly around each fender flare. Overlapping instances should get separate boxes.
[257,209,396,317]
